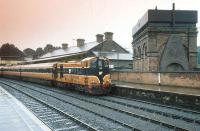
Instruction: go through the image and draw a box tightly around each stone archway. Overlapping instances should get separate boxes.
[166,63,184,72]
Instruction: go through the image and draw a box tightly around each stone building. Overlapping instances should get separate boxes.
[198,46,200,68]
[132,4,198,72]
[27,32,133,70]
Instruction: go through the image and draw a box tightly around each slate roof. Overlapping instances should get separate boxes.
[26,40,132,63]
[26,52,87,63]
[40,41,99,59]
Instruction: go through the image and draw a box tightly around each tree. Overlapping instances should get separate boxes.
[34,47,44,58]
[44,44,54,54]
[23,48,35,58]
[43,44,61,54]
[0,43,25,60]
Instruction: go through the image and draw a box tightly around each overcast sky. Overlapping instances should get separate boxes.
[0,0,200,51]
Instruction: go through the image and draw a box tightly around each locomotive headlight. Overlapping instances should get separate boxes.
[99,71,102,75]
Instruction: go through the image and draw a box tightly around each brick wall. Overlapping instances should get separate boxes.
[111,72,158,85]
[111,71,200,88]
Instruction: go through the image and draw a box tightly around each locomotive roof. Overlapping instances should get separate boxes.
[81,57,96,61]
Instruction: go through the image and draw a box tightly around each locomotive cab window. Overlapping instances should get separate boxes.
[91,60,97,68]
[104,60,109,68]
[98,60,103,70]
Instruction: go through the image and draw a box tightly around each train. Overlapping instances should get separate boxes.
[0,57,111,95]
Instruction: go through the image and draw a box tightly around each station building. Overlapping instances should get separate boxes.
[28,32,133,70]
[132,4,198,72]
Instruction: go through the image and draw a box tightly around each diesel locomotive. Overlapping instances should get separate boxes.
[0,57,111,95]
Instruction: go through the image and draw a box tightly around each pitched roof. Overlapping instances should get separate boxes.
[26,39,131,63]
[40,41,99,59]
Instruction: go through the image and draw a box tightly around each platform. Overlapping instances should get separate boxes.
[113,81,200,96]
[112,81,200,110]
[0,86,51,131]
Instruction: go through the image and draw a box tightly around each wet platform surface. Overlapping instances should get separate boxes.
[113,81,200,96]
[0,86,51,131]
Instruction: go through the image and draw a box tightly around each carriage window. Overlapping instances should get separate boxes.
[63,68,69,74]
[47,68,51,73]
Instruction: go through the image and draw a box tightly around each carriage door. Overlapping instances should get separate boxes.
[53,64,58,80]
[60,64,63,78]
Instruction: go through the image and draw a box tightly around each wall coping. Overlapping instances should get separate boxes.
[111,71,200,73]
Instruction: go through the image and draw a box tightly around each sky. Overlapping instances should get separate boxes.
[0,0,200,52]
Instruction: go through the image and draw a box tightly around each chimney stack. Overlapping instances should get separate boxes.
[77,39,85,47]
[172,3,175,10]
[62,43,68,49]
[48,48,53,53]
[104,32,113,41]
[96,34,104,43]
[172,3,175,27]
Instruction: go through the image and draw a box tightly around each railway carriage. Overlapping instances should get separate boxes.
[20,63,54,81]
[1,65,21,78]
[0,57,111,95]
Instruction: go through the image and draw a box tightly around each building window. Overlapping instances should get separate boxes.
[138,46,141,58]
[143,43,147,58]
[144,46,147,57]
[134,48,136,58]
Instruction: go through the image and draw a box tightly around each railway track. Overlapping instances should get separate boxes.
[0,82,98,131]
[0,79,138,131]
[110,95,200,115]
[1,79,200,130]
[6,79,200,125]
[105,95,200,123]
